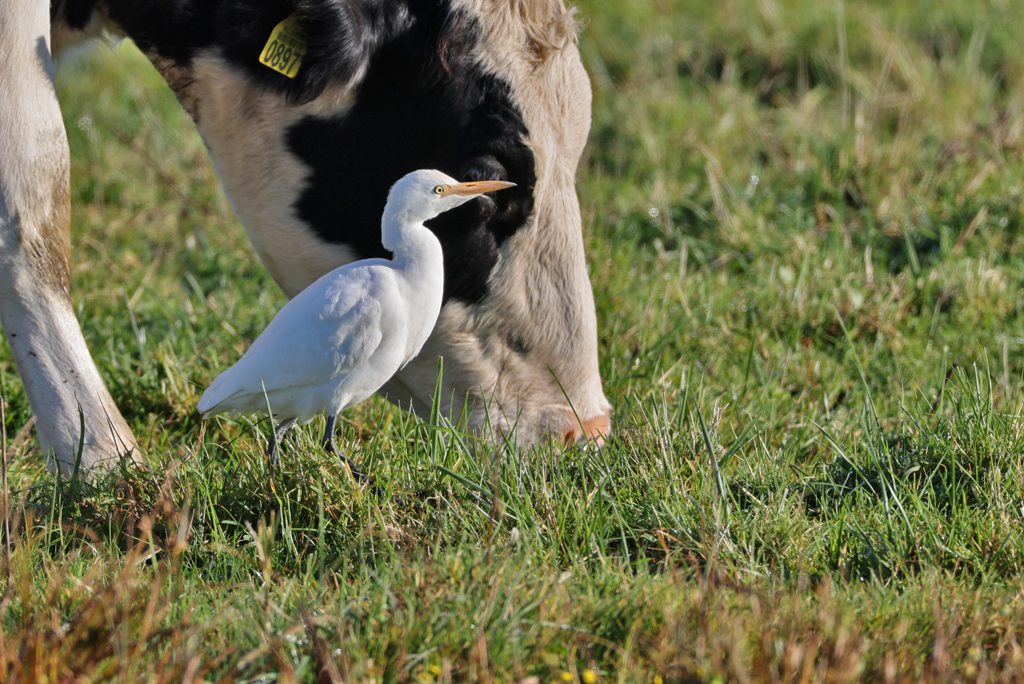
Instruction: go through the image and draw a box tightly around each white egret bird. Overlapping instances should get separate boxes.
[197,169,515,469]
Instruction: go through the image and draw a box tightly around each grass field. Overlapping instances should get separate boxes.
[2,0,1024,680]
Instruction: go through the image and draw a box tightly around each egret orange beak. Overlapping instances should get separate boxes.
[447,180,516,196]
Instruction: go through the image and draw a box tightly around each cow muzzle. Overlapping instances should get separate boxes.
[561,407,612,449]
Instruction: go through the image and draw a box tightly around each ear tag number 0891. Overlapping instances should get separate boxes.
[259,13,307,78]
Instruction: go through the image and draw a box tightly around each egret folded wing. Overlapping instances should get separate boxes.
[198,266,391,419]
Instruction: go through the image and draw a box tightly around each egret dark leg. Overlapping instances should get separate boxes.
[320,414,371,482]
[268,417,297,469]
[321,414,340,455]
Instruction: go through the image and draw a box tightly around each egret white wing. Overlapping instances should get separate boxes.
[198,263,395,418]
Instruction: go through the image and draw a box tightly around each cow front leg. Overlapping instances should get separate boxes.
[0,0,137,475]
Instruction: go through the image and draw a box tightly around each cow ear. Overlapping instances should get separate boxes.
[459,155,531,242]
[461,156,508,183]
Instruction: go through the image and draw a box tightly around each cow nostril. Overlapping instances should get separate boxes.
[564,430,606,451]
[506,333,529,355]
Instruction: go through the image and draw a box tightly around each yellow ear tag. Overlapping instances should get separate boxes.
[259,13,307,78]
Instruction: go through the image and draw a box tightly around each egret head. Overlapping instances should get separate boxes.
[381,170,515,251]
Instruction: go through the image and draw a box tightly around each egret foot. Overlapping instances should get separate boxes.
[268,417,297,469]
[321,414,372,483]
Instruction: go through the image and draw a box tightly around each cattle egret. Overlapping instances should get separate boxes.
[197,169,515,468]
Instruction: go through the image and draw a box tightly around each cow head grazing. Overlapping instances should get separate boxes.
[379,1,613,447]
[53,0,612,452]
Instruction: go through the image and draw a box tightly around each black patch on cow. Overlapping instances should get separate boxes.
[53,0,93,27]
[56,0,220,62]
[285,5,536,304]
[54,0,371,102]
[53,0,537,304]
[58,1,445,106]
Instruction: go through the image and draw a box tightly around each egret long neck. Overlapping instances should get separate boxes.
[385,223,438,266]
[381,202,442,265]
[382,212,446,360]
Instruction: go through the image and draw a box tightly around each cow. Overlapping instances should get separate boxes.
[0,0,612,476]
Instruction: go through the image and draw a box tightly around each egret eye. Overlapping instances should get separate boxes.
[433,185,446,195]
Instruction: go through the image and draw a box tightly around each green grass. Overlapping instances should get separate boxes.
[2,0,1024,680]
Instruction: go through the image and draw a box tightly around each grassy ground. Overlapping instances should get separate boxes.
[2,0,1024,680]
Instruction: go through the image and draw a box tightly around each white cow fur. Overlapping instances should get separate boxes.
[188,59,363,298]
